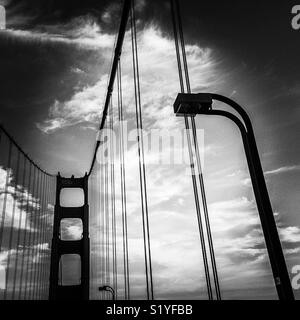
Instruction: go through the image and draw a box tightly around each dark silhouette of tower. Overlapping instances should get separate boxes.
[49,174,89,300]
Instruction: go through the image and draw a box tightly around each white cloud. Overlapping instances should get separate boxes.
[0,166,53,239]
[0,167,33,231]
[4,15,115,49]
[279,226,300,244]
[70,67,85,75]
[264,165,300,176]
[37,24,219,133]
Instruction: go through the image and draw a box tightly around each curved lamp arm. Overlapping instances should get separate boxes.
[174,93,294,300]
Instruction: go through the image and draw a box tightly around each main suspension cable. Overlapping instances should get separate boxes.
[170,0,222,300]
[130,0,154,300]
[173,0,221,299]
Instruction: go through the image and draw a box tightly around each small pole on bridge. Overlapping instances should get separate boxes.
[99,285,115,300]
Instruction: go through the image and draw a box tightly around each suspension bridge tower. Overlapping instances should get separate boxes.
[49,174,90,300]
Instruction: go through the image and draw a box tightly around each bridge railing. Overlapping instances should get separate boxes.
[0,125,55,300]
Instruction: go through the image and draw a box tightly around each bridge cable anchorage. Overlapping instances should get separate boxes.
[170,0,221,299]
[117,60,130,300]
[130,0,154,300]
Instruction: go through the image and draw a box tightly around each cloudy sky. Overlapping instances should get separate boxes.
[0,0,300,300]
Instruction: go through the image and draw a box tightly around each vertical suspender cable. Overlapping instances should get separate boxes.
[90,169,95,297]
[191,118,221,299]
[58,178,63,286]
[40,175,46,299]
[33,171,41,299]
[33,169,41,298]
[100,149,105,300]
[12,154,27,300]
[117,61,130,300]
[39,173,47,299]
[40,174,49,299]
[44,176,49,298]
[4,148,20,300]
[43,175,50,298]
[47,177,52,294]
[100,159,103,299]
[96,157,100,299]
[48,177,54,295]
[25,165,36,299]
[172,0,221,300]
[37,173,47,299]
[29,168,40,299]
[45,175,52,298]
[90,168,94,296]
[171,0,217,300]
[96,161,99,298]
[33,169,43,298]
[36,172,43,299]
[110,99,118,299]
[48,177,55,295]
[0,139,12,298]
[130,0,154,300]
[34,172,44,299]
[105,121,110,299]
[0,140,12,253]
[174,0,221,299]
[19,161,32,300]
[22,164,35,300]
